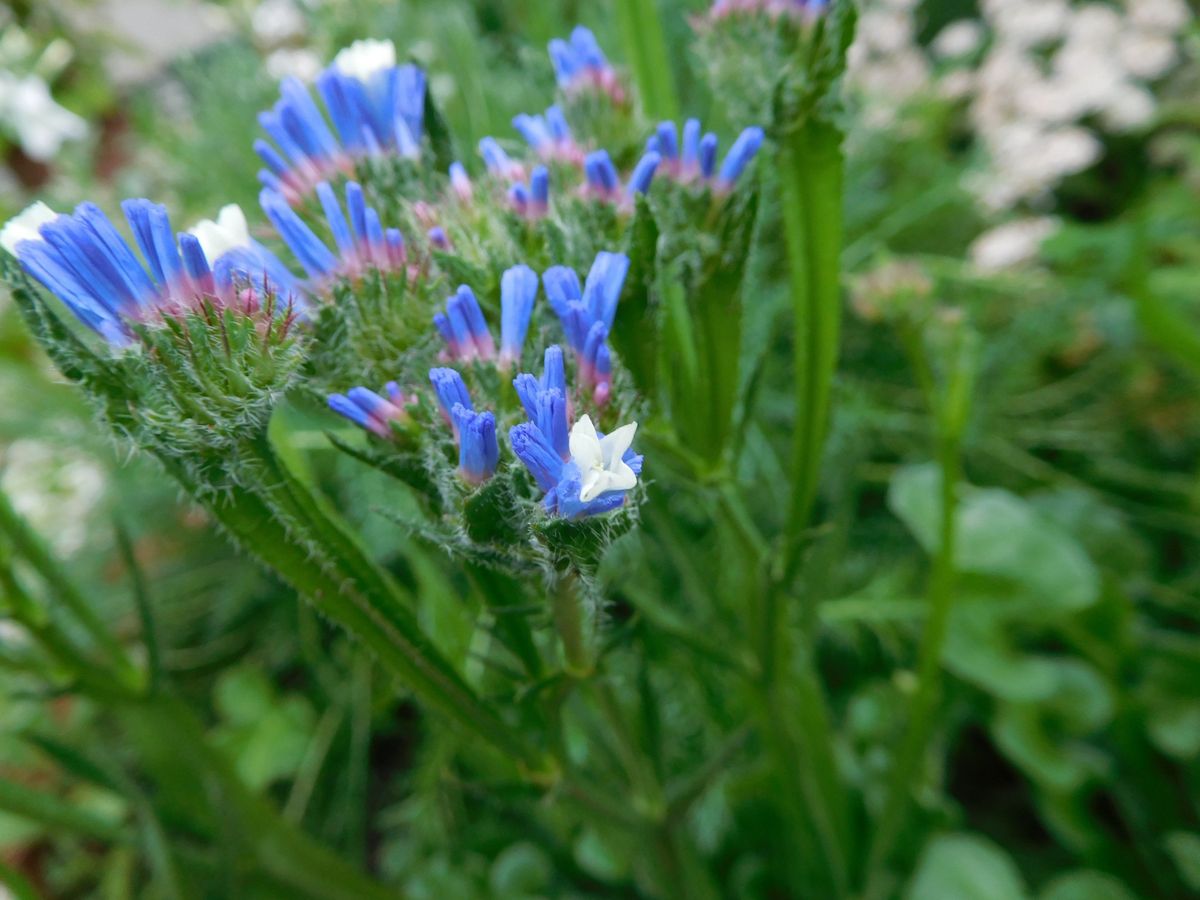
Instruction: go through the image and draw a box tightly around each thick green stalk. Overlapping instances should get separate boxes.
[158,445,546,772]
[779,120,845,565]
[863,432,962,886]
[614,0,680,121]
[551,572,593,678]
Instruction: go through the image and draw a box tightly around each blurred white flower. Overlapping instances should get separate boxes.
[1,439,107,557]
[333,38,395,82]
[252,0,306,45]
[1,201,58,256]
[933,20,985,60]
[0,71,86,161]
[969,217,1059,271]
[1127,0,1190,32]
[266,47,322,81]
[1117,31,1178,80]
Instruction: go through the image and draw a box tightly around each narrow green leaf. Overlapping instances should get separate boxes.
[613,0,679,121]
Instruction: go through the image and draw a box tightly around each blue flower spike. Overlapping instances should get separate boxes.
[500,264,540,367]
[256,39,427,203]
[328,385,411,438]
[3,199,302,347]
[261,181,404,282]
[542,252,628,404]
[479,137,525,183]
[627,151,662,199]
[548,26,623,102]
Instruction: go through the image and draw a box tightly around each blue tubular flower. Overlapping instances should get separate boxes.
[656,121,679,170]
[582,250,630,332]
[435,285,495,362]
[428,227,451,251]
[256,40,426,203]
[542,253,627,404]
[429,367,472,423]
[479,137,524,182]
[583,149,621,199]
[513,106,579,162]
[3,199,299,346]
[510,422,563,492]
[449,161,472,202]
[682,118,702,177]
[716,126,766,191]
[263,181,404,281]
[699,133,719,180]
[645,120,765,190]
[549,27,623,101]
[513,345,567,421]
[500,264,539,365]
[627,151,662,198]
[530,166,550,216]
[451,404,499,484]
[509,183,530,217]
[328,384,411,438]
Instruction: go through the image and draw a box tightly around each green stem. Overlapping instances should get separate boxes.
[551,572,593,678]
[0,487,137,682]
[863,432,962,885]
[779,119,845,570]
[614,0,680,121]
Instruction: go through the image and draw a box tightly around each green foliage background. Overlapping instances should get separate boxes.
[1,0,1200,898]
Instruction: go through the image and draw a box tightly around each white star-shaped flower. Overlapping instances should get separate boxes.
[333,39,397,82]
[188,204,252,263]
[1,201,57,256]
[569,414,638,502]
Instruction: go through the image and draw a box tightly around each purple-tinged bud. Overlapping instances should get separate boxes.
[430,367,472,423]
[500,264,539,365]
[428,226,450,250]
[451,404,499,484]
[682,118,702,177]
[449,161,472,202]
[510,422,564,491]
[530,166,550,215]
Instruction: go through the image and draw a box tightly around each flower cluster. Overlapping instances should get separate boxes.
[645,119,766,192]
[549,27,624,103]
[261,180,408,282]
[328,251,641,517]
[544,252,628,406]
[511,347,642,519]
[512,105,582,164]
[1,200,301,345]
[255,38,427,203]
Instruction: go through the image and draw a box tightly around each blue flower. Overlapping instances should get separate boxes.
[2,200,299,346]
[542,252,628,404]
[429,367,472,423]
[255,40,426,202]
[510,412,642,519]
[434,285,496,362]
[328,383,411,438]
[451,404,499,484]
[261,181,405,281]
[645,120,766,190]
[717,127,766,191]
[627,152,662,198]
[500,264,540,366]
[512,105,579,162]
[513,345,568,421]
[479,137,525,182]
[449,161,473,202]
[549,27,615,91]
[583,149,661,203]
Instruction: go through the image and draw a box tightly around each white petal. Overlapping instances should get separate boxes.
[189,204,251,262]
[598,421,637,468]
[569,415,603,471]
[579,469,607,502]
[1,201,57,256]
[606,459,638,493]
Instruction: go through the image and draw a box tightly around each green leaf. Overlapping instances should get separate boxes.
[890,465,1100,614]
[1165,832,1200,892]
[908,833,1029,900]
[1038,871,1137,900]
